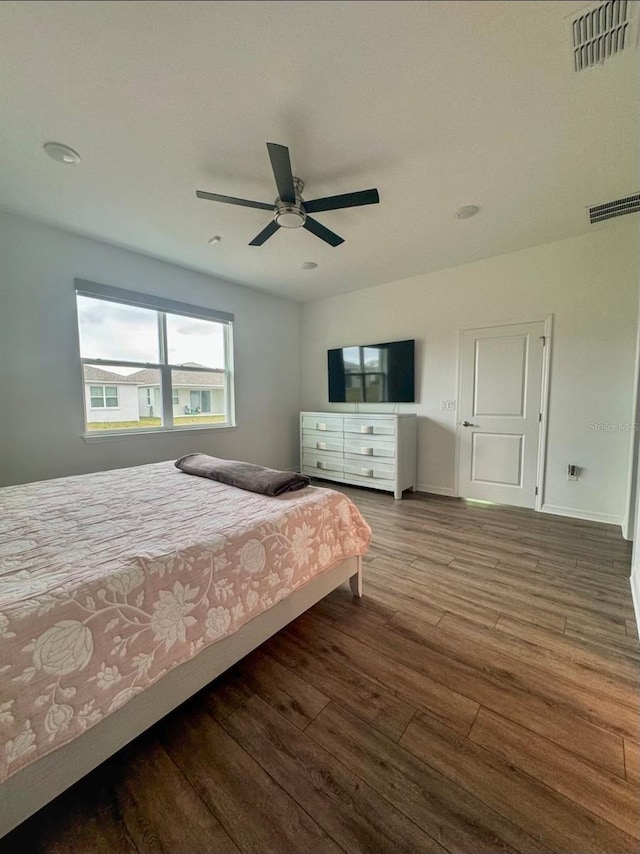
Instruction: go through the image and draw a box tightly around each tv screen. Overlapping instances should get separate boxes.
[328,339,415,403]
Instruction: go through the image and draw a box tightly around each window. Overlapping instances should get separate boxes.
[75,280,234,435]
[90,385,119,409]
[189,390,211,413]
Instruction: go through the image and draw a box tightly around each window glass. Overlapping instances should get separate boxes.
[166,313,225,369]
[105,387,119,407]
[83,365,163,431]
[77,296,159,363]
[174,369,226,425]
[90,386,105,408]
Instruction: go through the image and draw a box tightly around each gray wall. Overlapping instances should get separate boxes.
[301,221,638,525]
[0,213,301,486]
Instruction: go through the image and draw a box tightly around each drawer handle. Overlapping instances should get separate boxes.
[360,447,374,455]
[360,425,374,434]
[317,423,327,431]
[317,461,331,470]
[316,442,327,450]
[360,468,374,477]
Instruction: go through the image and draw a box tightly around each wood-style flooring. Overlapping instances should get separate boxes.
[3,486,639,854]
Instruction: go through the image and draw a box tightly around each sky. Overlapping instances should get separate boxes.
[77,296,226,375]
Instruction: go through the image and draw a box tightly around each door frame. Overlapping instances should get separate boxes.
[454,315,553,511]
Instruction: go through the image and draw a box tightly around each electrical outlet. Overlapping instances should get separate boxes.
[441,400,456,411]
[567,464,579,481]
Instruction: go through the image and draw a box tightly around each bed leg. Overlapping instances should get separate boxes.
[349,556,363,598]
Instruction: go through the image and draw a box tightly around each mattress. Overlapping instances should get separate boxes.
[0,461,371,782]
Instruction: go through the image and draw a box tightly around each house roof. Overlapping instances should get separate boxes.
[83,366,135,384]
[83,364,224,387]
[132,367,224,386]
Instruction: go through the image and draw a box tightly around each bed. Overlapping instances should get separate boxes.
[0,460,371,836]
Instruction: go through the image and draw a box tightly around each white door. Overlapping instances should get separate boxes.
[458,321,546,508]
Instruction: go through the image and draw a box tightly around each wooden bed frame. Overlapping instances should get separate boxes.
[1,556,362,837]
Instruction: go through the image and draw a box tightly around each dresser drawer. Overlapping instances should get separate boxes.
[302,432,344,454]
[344,460,395,480]
[344,417,395,437]
[347,474,395,491]
[303,452,345,475]
[344,438,395,459]
[301,415,343,434]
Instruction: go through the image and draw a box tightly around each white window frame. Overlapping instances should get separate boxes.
[76,280,235,437]
[89,385,119,410]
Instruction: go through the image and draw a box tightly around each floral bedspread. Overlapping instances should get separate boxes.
[0,461,371,781]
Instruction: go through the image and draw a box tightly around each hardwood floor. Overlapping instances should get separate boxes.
[3,486,639,854]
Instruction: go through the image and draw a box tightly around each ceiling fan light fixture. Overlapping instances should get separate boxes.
[275,205,306,229]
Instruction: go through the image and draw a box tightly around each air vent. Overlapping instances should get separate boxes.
[572,0,638,70]
[589,193,640,223]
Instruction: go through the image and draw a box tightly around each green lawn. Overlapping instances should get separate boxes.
[87,415,226,430]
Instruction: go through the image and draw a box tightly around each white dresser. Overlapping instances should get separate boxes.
[300,411,417,499]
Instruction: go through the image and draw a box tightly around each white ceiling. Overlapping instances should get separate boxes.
[0,0,638,302]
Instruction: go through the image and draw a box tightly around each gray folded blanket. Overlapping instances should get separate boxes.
[175,453,310,496]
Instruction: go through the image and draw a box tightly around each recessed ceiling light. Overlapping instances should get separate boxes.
[208,235,222,245]
[300,261,318,270]
[43,142,81,165]
[455,205,479,220]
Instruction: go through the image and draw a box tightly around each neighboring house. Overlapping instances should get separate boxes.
[83,363,224,423]
[83,366,140,423]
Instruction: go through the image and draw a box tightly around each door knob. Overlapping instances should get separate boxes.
[462,420,476,427]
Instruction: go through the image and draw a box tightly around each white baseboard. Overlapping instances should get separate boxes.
[416,484,457,497]
[631,573,640,637]
[541,503,622,528]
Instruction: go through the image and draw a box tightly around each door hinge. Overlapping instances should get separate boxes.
[539,412,542,423]
[539,335,546,347]
[535,486,539,496]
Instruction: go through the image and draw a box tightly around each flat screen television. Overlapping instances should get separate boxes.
[328,339,415,403]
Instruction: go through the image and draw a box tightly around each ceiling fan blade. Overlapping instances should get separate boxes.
[303,216,344,247]
[196,191,274,211]
[266,143,296,204]
[249,219,280,246]
[304,188,380,214]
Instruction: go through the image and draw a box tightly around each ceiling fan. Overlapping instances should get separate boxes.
[196,142,380,247]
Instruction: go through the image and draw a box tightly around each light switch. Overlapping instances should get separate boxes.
[440,400,456,411]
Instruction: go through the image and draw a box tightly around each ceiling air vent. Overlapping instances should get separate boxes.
[572,0,638,70]
[589,193,640,223]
